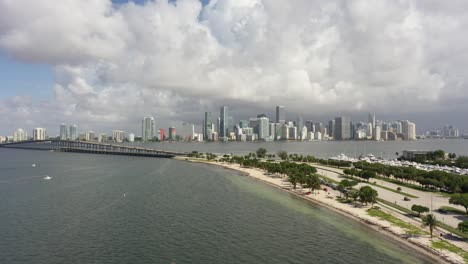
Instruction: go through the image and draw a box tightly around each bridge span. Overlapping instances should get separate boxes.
[0,140,188,158]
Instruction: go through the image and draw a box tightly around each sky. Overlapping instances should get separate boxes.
[0,0,467,136]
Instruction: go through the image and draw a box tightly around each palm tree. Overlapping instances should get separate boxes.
[422,214,437,238]
[306,174,321,192]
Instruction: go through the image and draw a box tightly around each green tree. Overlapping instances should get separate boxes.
[449,193,468,214]
[338,179,357,198]
[306,174,321,192]
[256,148,267,158]
[349,190,360,202]
[360,170,376,182]
[288,174,298,189]
[278,151,288,160]
[458,221,468,233]
[358,186,378,205]
[456,156,468,168]
[432,150,445,160]
[411,204,430,216]
[421,214,437,238]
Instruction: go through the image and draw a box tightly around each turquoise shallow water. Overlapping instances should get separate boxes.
[0,149,435,263]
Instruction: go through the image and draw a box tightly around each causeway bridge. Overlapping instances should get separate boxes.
[0,140,188,158]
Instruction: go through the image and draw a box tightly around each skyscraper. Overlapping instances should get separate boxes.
[142,116,156,141]
[112,130,125,142]
[204,112,212,141]
[305,120,315,133]
[334,117,351,140]
[33,128,46,140]
[258,117,269,140]
[60,123,68,140]
[402,120,416,140]
[328,119,335,138]
[276,106,285,124]
[219,106,229,138]
[13,128,27,142]
[368,113,376,129]
[169,127,176,140]
[69,125,78,140]
[159,128,166,141]
[296,115,304,131]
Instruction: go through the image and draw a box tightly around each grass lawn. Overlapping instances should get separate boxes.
[440,206,467,215]
[377,198,414,214]
[367,208,427,236]
[340,175,420,198]
[432,240,468,262]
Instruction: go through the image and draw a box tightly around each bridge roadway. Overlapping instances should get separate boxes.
[0,140,188,158]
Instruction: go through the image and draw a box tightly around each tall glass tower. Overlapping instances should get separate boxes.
[276,106,285,124]
[219,106,229,138]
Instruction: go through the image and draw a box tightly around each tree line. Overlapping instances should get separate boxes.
[351,161,468,193]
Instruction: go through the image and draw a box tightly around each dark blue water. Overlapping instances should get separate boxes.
[0,149,435,263]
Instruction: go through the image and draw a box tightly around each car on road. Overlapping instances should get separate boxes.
[403,197,411,201]
[437,208,448,214]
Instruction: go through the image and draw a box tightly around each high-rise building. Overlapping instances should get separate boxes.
[249,118,259,134]
[275,106,285,124]
[112,130,125,142]
[258,117,269,140]
[219,106,229,138]
[169,127,176,140]
[69,125,78,140]
[60,123,68,140]
[402,120,416,140]
[128,133,135,142]
[13,128,27,142]
[328,119,335,138]
[368,113,376,129]
[301,126,308,140]
[443,125,459,138]
[305,120,315,133]
[239,120,248,129]
[85,131,95,141]
[142,116,156,141]
[159,128,166,141]
[33,128,46,140]
[204,112,213,141]
[98,133,107,142]
[315,122,324,135]
[373,126,381,141]
[288,126,297,140]
[334,117,351,140]
[280,124,289,140]
[296,115,304,131]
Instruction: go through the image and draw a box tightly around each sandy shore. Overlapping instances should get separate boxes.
[177,157,465,264]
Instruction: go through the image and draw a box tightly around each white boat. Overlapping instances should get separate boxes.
[43,175,52,180]
[31,164,36,167]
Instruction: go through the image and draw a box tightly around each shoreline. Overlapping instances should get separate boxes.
[177,157,463,264]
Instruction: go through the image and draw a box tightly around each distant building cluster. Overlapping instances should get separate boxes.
[425,125,460,138]
[202,106,418,142]
[3,105,463,144]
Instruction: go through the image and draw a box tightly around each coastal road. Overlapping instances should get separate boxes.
[312,164,468,229]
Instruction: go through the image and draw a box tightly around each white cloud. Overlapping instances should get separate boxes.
[0,0,467,134]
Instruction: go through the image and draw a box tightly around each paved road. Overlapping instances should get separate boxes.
[312,164,468,229]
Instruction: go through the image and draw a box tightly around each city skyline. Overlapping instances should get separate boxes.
[1,1,468,135]
[3,105,461,142]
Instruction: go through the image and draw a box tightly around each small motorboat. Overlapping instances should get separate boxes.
[31,164,36,167]
[43,175,52,180]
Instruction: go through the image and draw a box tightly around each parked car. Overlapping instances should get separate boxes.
[403,197,411,201]
[437,208,448,214]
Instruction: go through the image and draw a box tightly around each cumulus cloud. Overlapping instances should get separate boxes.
[0,0,467,134]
